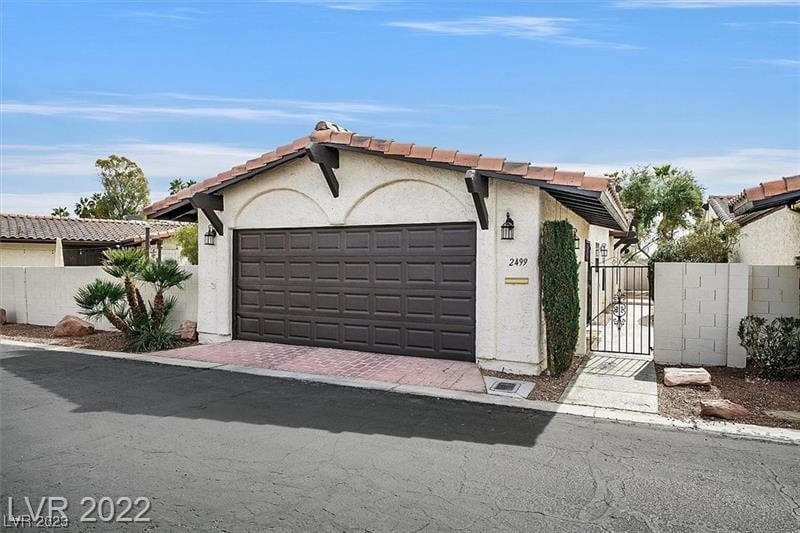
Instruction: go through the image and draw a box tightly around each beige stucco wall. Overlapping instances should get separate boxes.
[0,266,198,328]
[197,151,601,374]
[0,242,59,267]
[736,207,800,265]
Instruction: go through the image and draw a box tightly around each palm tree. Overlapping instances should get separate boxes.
[75,250,192,351]
[168,178,198,195]
[51,206,69,217]
[102,249,148,321]
[74,280,130,333]
[74,196,96,218]
[138,259,192,326]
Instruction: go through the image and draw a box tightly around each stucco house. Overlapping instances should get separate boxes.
[705,175,800,266]
[145,122,629,375]
[0,213,189,267]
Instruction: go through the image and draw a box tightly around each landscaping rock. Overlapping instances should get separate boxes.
[179,320,197,341]
[0,308,6,325]
[53,315,95,337]
[663,367,711,387]
[700,399,750,420]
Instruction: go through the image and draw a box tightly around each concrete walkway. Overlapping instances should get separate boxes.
[560,352,659,413]
[155,340,486,393]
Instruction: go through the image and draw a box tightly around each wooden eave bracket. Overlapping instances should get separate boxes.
[307,143,340,197]
[190,192,224,236]
[464,169,489,230]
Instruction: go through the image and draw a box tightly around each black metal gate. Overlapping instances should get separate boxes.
[587,263,653,355]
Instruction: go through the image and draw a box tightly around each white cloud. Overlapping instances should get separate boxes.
[2,93,498,124]
[0,102,340,123]
[615,0,800,8]
[1,191,172,216]
[1,141,262,179]
[751,58,800,66]
[543,147,800,194]
[265,0,395,11]
[386,16,638,49]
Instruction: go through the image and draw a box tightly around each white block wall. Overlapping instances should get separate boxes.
[748,266,800,319]
[654,263,798,368]
[0,266,198,331]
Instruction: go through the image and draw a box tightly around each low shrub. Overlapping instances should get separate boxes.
[737,316,800,379]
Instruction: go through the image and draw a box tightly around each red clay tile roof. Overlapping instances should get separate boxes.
[0,213,188,244]
[727,174,800,214]
[144,121,625,224]
[708,174,800,225]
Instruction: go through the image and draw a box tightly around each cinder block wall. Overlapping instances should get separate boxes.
[749,266,800,320]
[654,263,799,368]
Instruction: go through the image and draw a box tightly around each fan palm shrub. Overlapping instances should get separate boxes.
[75,249,192,352]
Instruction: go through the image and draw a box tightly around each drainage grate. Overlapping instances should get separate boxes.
[490,381,521,393]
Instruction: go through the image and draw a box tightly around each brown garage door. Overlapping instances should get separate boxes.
[233,222,476,361]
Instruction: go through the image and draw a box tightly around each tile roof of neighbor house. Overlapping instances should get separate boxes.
[708,174,800,225]
[0,213,189,244]
[144,121,629,230]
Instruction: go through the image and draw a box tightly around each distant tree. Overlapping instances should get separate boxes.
[651,219,741,263]
[89,193,111,218]
[75,192,113,219]
[174,224,198,265]
[74,196,95,218]
[95,155,150,219]
[51,206,70,217]
[168,178,197,195]
[614,164,704,259]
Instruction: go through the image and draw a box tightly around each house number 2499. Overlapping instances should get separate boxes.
[508,257,528,267]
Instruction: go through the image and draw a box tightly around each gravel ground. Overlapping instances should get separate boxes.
[482,355,582,402]
[0,323,196,353]
[656,364,800,430]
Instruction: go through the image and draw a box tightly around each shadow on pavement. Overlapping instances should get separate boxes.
[1,348,555,448]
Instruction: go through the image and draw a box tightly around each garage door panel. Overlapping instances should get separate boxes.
[263,262,285,280]
[343,293,370,314]
[375,262,402,283]
[234,223,476,361]
[345,232,370,250]
[236,287,473,324]
[314,262,341,281]
[238,316,261,335]
[344,263,370,281]
[288,320,311,340]
[239,234,262,251]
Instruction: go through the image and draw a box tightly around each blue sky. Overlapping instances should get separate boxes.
[1,0,798,214]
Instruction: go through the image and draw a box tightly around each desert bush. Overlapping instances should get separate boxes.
[738,316,800,379]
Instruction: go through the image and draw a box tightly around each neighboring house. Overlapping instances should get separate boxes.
[705,175,800,266]
[145,121,629,375]
[0,213,189,267]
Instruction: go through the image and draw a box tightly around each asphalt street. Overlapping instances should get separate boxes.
[1,344,798,532]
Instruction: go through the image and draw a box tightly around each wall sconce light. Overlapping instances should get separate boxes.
[203,225,217,246]
[600,243,608,260]
[501,212,515,240]
[572,227,579,250]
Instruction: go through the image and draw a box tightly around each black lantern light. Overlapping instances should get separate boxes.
[203,225,217,246]
[600,243,608,260]
[572,227,579,250]
[501,212,515,240]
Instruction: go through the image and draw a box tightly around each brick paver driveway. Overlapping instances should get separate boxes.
[155,341,486,393]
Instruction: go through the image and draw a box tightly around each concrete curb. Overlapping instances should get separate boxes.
[2,339,799,445]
